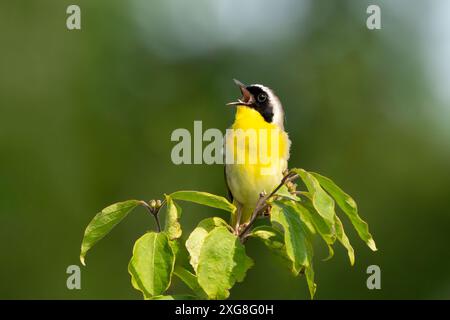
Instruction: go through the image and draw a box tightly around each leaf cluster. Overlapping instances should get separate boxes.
[79,169,376,299]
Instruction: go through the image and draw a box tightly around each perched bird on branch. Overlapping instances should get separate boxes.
[225,79,291,228]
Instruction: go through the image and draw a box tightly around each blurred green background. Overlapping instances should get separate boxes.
[1,0,450,299]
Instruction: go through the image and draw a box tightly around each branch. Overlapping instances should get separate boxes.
[238,170,299,241]
[141,200,164,232]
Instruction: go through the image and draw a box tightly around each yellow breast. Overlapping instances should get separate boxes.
[228,106,290,164]
[225,106,291,214]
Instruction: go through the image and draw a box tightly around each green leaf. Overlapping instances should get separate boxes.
[164,195,182,240]
[311,172,377,251]
[185,217,231,272]
[169,238,181,258]
[149,295,197,300]
[305,264,317,299]
[275,185,300,201]
[171,238,207,298]
[300,219,316,299]
[290,200,316,235]
[197,226,253,299]
[293,169,336,227]
[170,191,236,213]
[271,200,316,299]
[170,238,192,272]
[174,265,207,298]
[271,200,311,275]
[296,197,335,260]
[334,215,355,265]
[128,232,175,298]
[248,225,285,250]
[248,225,289,258]
[80,200,141,266]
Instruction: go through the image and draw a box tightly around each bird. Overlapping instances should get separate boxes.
[224,79,291,229]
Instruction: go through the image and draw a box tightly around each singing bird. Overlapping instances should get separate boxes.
[225,79,291,228]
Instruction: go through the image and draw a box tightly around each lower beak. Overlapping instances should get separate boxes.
[226,79,254,106]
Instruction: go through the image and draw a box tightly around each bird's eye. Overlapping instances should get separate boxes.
[257,93,267,103]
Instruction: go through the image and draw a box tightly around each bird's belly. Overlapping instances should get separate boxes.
[226,159,287,209]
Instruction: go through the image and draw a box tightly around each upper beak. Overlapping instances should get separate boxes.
[226,79,254,106]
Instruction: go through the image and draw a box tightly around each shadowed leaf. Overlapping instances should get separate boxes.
[174,265,207,298]
[248,225,289,260]
[271,200,310,275]
[271,200,316,298]
[297,196,335,260]
[293,169,336,227]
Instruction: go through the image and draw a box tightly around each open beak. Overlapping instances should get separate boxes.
[226,79,254,106]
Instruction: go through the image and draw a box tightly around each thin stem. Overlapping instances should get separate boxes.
[153,212,162,232]
[141,201,162,232]
[267,172,298,199]
[239,195,268,242]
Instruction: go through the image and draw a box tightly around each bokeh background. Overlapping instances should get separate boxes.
[1,0,450,299]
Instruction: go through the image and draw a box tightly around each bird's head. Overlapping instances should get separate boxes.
[227,79,285,129]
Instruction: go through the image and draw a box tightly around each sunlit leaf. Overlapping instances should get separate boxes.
[334,215,355,265]
[128,232,174,298]
[275,185,300,201]
[80,200,141,266]
[185,217,231,272]
[305,264,317,299]
[170,190,236,213]
[291,203,316,236]
[197,226,253,299]
[164,195,182,240]
[311,172,377,251]
[293,169,336,227]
